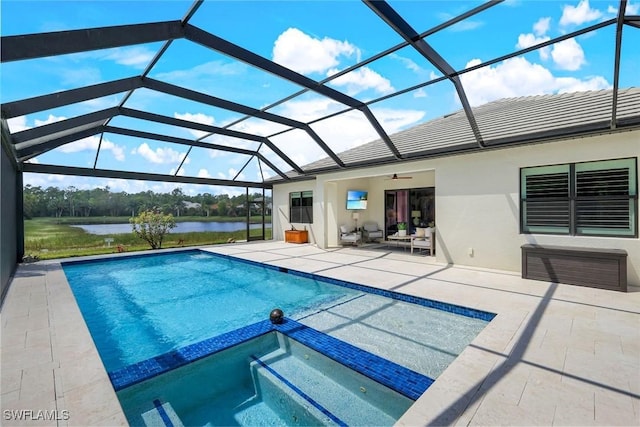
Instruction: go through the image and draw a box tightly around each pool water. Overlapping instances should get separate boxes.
[63,251,360,371]
[299,293,488,379]
[64,249,494,425]
[117,332,414,426]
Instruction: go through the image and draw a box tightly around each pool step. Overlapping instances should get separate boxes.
[250,357,335,426]
[141,399,185,427]
[251,348,405,426]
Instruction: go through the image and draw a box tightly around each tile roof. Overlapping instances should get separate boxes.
[294,88,640,176]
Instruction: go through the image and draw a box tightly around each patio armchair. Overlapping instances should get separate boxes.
[411,227,434,255]
[339,225,362,246]
[362,222,383,242]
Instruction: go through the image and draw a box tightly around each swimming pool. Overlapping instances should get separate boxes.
[63,250,360,371]
[117,328,417,426]
[63,249,495,424]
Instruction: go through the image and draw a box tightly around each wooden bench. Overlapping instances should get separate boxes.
[521,244,627,292]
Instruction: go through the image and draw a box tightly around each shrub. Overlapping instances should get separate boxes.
[130,209,177,249]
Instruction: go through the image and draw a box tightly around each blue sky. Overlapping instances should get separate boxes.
[2,0,639,195]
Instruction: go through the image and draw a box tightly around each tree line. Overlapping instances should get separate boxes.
[23,185,271,219]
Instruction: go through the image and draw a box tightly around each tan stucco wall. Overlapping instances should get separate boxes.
[273,130,640,285]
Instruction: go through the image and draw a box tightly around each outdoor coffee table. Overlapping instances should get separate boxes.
[386,234,412,251]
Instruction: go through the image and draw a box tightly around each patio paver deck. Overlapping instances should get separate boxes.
[1,242,639,426]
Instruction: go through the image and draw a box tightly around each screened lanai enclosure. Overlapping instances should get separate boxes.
[2,0,640,299]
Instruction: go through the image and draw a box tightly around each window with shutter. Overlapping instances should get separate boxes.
[521,165,570,234]
[575,158,636,236]
[521,158,637,237]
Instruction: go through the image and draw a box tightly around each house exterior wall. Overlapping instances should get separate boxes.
[273,130,639,286]
[435,130,639,286]
[273,180,322,245]
[1,142,18,305]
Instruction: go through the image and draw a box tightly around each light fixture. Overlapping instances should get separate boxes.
[352,211,360,231]
[411,210,421,226]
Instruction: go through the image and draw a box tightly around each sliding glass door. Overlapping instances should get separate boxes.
[384,187,435,238]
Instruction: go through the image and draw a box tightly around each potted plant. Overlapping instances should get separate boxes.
[397,222,408,237]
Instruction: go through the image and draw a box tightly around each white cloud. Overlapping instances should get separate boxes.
[460,57,610,106]
[554,75,611,92]
[156,60,247,82]
[78,95,121,112]
[58,135,125,161]
[516,33,551,50]
[413,88,427,98]
[103,46,155,69]
[516,17,551,61]
[368,108,426,135]
[328,67,394,96]
[168,166,186,176]
[133,142,189,164]
[106,142,128,162]
[217,168,245,180]
[272,97,344,123]
[34,114,65,126]
[203,134,257,153]
[449,20,484,32]
[309,108,425,164]
[560,0,603,26]
[533,17,551,36]
[437,13,484,32]
[391,54,424,74]
[8,115,122,162]
[174,112,216,139]
[197,169,212,178]
[256,161,273,181]
[608,1,640,14]
[627,1,639,13]
[551,38,586,71]
[59,66,102,87]
[23,173,69,188]
[272,28,359,75]
[21,171,240,197]
[175,112,215,126]
[256,95,426,168]
[7,116,30,133]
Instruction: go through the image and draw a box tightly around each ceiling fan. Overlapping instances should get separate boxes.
[387,173,413,180]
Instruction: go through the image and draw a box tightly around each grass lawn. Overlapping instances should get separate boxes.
[23,217,272,260]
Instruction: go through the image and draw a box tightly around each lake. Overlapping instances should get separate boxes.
[72,221,271,235]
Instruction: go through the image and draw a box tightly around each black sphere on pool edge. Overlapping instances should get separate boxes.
[270,308,284,324]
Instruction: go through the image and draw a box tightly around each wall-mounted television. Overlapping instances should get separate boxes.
[346,190,368,210]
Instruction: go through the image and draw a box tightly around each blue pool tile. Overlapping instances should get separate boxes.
[275,319,434,400]
[110,319,275,391]
[112,317,434,401]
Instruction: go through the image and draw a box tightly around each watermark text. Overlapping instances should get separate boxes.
[3,409,70,421]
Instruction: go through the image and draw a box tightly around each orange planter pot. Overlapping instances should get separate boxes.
[285,230,308,244]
